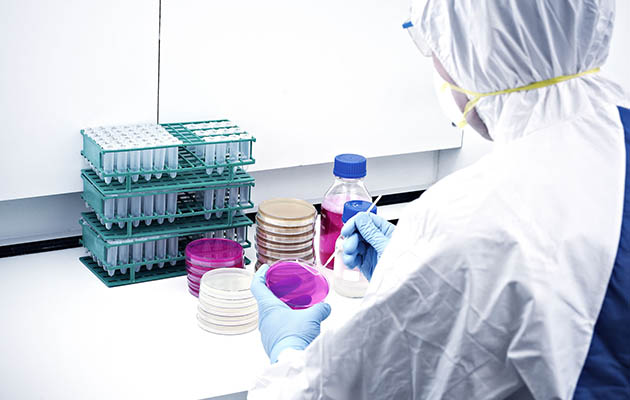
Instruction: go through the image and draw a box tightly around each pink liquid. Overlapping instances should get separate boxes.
[319,205,344,270]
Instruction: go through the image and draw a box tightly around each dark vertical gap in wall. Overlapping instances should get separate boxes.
[156,0,162,123]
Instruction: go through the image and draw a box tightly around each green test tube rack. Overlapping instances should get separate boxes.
[81,169,255,236]
[80,214,253,287]
[79,119,257,288]
[81,120,256,189]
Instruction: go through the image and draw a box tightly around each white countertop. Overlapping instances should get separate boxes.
[0,203,407,399]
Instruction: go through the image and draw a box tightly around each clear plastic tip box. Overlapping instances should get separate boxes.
[81,120,255,188]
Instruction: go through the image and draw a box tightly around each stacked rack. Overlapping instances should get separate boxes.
[79,121,256,287]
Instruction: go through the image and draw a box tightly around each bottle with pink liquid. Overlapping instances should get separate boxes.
[320,154,371,270]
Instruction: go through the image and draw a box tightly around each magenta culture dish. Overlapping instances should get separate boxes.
[265,259,329,309]
[185,238,244,297]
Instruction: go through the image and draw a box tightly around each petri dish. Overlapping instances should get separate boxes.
[256,228,315,244]
[255,242,314,260]
[185,238,244,268]
[199,289,256,309]
[200,268,254,300]
[189,286,199,297]
[198,296,258,316]
[265,259,329,309]
[186,261,214,277]
[256,216,315,235]
[256,253,315,267]
[196,314,258,335]
[197,306,258,326]
[189,275,201,286]
[255,235,313,252]
[188,274,201,285]
[257,198,317,227]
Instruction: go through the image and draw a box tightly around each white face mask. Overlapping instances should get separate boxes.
[432,69,465,127]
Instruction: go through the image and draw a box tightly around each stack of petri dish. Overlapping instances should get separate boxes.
[255,198,317,270]
[197,268,258,335]
[186,238,244,297]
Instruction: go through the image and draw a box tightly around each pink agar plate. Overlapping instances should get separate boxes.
[265,259,329,309]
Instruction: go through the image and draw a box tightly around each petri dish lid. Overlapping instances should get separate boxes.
[255,235,313,252]
[198,306,258,326]
[185,238,244,268]
[257,198,317,227]
[200,268,254,300]
[255,242,314,260]
[197,314,258,335]
[266,259,329,310]
[255,228,315,244]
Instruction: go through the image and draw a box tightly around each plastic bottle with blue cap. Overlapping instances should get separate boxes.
[319,154,371,271]
[333,200,376,297]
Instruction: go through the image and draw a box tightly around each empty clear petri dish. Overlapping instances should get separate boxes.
[200,268,254,301]
[198,290,256,309]
[265,259,329,310]
[197,306,258,326]
[257,198,317,227]
[196,314,258,335]
[185,238,244,269]
[198,296,258,316]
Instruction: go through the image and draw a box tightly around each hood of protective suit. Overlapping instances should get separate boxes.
[407,0,628,141]
[249,2,630,399]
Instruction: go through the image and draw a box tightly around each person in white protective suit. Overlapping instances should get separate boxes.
[249,0,630,398]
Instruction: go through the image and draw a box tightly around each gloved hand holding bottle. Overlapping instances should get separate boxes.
[340,212,395,281]
[250,264,332,363]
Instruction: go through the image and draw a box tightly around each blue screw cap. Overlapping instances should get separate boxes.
[342,200,377,223]
[333,154,367,179]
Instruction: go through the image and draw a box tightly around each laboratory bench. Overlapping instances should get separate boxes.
[0,203,407,399]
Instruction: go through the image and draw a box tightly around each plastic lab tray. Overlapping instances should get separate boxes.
[81,169,254,234]
[81,120,256,188]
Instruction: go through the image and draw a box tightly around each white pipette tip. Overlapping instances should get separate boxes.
[321,194,383,269]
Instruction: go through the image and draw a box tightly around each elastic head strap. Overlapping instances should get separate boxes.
[441,67,600,128]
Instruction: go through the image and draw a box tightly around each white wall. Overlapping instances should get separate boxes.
[158,0,461,172]
[0,0,159,202]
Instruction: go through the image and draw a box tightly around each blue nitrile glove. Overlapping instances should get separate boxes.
[340,212,395,281]
[250,264,332,363]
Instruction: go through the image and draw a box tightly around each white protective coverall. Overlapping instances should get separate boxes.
[249,1,630,398]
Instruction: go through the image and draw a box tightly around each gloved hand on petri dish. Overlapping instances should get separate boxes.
[250,264,332,363]
[340,212,395,281]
